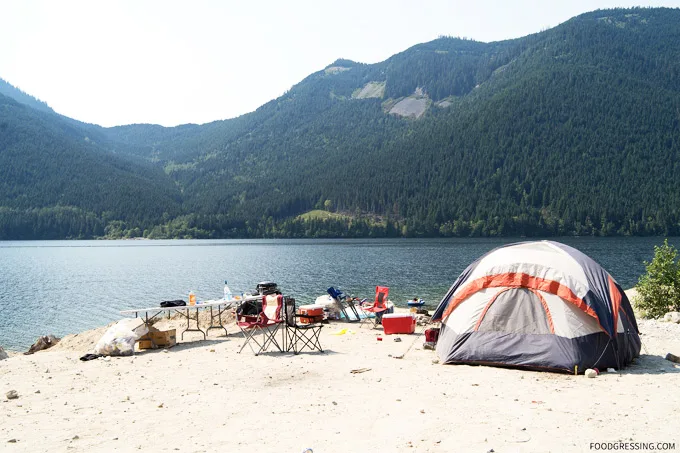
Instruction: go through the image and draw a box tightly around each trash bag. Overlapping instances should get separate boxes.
[94,318,149,356]
[237,300,260,316]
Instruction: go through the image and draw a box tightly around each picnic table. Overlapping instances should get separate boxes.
[120,297,260,341]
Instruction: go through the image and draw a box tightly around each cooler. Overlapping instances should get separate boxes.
[424,327,440,343]
[298,304,324,317]
[381,313,416,335]
[298,315,324,324]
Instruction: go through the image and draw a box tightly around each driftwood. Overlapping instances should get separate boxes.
[665,353,680,364]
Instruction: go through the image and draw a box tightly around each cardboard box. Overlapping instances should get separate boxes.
[138,328,176,349]
[382,313,416,335]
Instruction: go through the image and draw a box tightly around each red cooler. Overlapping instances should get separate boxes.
[298,304,324,316]
[382,313,416,335]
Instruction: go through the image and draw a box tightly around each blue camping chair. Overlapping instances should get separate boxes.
[327,287,361,323]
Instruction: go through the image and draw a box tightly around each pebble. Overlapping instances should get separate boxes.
[6,390,18,400]
[7,439,17,443]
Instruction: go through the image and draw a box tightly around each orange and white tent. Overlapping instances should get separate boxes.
[431,241,641,373]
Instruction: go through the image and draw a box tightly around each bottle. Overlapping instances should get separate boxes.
[223,280,232,301]
[189,291,196,306]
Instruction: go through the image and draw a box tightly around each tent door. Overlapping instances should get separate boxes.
[475,288,554,334]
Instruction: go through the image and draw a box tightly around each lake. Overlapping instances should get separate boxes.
[0,237,674,351]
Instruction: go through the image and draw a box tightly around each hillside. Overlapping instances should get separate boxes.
[0,94,182,239]
[1,7,680,239]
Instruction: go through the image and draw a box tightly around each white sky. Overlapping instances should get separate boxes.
[1,0,678,127]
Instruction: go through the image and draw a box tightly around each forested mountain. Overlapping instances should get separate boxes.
[0,79,54,115]
[0,94,182,239]
[1,7,680,239]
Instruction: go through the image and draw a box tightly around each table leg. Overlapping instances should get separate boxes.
[206,305,229,337]
[179,308,206,340]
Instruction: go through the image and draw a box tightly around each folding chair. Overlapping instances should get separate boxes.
[359,286,390,328]
[327,287,361,323]
[236,294,283,355]
[283,297,324,354]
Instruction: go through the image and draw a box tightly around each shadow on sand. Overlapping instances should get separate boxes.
[619,353,680,375]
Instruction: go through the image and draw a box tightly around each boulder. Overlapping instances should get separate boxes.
[663,312,680,323]
[0,346,8,360]
[24,335,60,355]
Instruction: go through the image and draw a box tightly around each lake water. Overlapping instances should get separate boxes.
[0,237,674,351]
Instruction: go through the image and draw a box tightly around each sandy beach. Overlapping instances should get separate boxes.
[2,293,680,453]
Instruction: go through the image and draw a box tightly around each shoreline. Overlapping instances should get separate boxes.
[2,291,679,452]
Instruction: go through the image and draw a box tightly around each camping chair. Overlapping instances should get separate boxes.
[284,297,324,354]
[327,287,361,323]
[236,294,283,355]
[359,286,390,328]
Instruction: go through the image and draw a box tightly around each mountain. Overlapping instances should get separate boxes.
[0,79,54,115]
[1,7,680,239]
[0,93,183,239]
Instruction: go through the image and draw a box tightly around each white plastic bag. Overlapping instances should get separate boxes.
[94,318,149,356]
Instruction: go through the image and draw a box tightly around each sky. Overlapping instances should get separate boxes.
[1,0,679,127]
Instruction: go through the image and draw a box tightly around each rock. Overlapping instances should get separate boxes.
[663,312,680,323]
[0,346,8,360]
[7,439,17,443]
[415,315,432,326]
[6,390,18,400]
[585,369,598,378]
[416,308,429,316]
[393,337,402,342]
[24,335,60,355]
[423,342,436,350]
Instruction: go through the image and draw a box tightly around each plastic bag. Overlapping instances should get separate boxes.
[94,318,149,356]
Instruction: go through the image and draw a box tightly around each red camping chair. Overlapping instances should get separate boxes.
[359,286,390,328]
[236,294,283,355]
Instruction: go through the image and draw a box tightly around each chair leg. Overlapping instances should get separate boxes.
[238,326,265,355]
[260,325,282,353]
[358,310,375,328]
[290,326,323,354]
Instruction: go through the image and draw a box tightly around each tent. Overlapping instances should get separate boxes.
[432,240,641,373]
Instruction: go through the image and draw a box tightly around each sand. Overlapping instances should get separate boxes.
[1,296,680,453]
